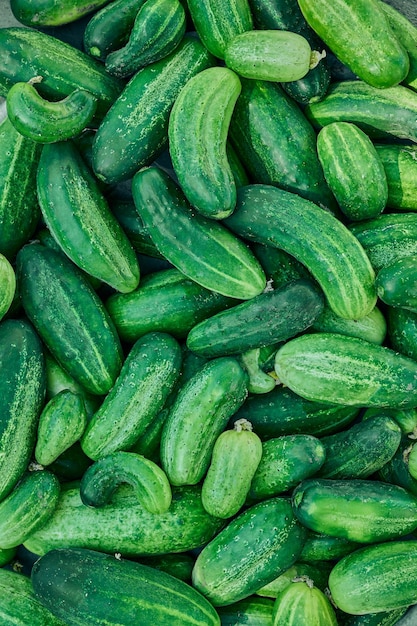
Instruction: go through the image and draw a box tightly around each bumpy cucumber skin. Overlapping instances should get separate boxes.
[381,1,417,91]
[10,0,110,26]
[376,255,417,311]
[388,306,417,362]
[344,607,408,626]
[0,319,45,502]
[272,580,338,626]
[274,332,417,408]
[0,254,15,322]
[168,66,241,220]
[217,596,274,625]
[17,243,123,396]
[375,144,417,211]
[225,185,376,320]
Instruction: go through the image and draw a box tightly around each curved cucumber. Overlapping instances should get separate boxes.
[10,0,110,26]
[381,1,417,92]
[272,580,337,626]
[168,66,241,220]
[0,254,15,321]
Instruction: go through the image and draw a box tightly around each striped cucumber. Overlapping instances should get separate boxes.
[0,254,15,322]
[375,144,417,211]
[217,596,274,625]
[311,303,387,345]
[380,1,417,91]
[300,532,361,563]
[272,579,338,626]
[10,0,110,26]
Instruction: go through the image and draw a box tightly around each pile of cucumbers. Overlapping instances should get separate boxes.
[2,0,417,623]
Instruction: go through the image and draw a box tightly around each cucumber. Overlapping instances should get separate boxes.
[0,318,45,502]
[344,607,409,626]
[387,306,417,362]
[31,547,221,626]
[137,553,195,582]
[271,579,338,626]
[16,243,123,396]
[132,166,266,300]
[110,197,164,259]
[186,278,324,358]
[274,332,417,408]
[0,547,17,567]
[380,1,417,91]
[217,596,274,625]
[378,435,417,498]
[300,532,361,562]
[376,255,417,311]
[256,561,333,598]
[252,243,310,290]
[238,345,278,395]
[311,303,387,345]
[48,443,93,484]
[10,0,110,26]
[224,185,376,320]
[0,254,16,322]
[375,144,417,211]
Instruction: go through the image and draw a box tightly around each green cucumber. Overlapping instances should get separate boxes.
[37,140,140,294]
[344,607,409,626]
[0,254,15,322]
[92,34,214,184]
[272,579,338,626]
[168,66,241,220]
[380,1,417,91]
[16,243,123,396]
[0,318,45,502]
[252,244,310,289]
[378,435,417,498]
[192,497,307,606]
[274,332,417,408]
[363,406,417,436]
[132,166,266,300]
[217,596,274,625]
[110,197,164,259]
[238,346,278,395]
[105,0,186,77]
[24,483,225,557]
[387,306,417,363]
[292,478,417,543]
[186,278,324,358]
[300,532,361,562]
[376,255,417,311]
[6,82,97,144]
[0,547,17,567]
[328,540,417,614]
[311,303,387,345]
[224,185,376,320]
[137,553,195,582]
[10,0,110,26]
[201,418,262,519]
[256,561,333,598]
[31,547,221,626]
[160,357,248,486]
[375,144,417,211]
[81,332,182,460]
[48,443,92,483]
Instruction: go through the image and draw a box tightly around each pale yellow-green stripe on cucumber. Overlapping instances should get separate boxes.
[379,1,417,91]
[0,253,15,321]
[311,303,387,345]
[272,579,338,626]
[274,332,417,408]
[375,144,417,211]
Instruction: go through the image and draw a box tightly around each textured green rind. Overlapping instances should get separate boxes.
[300,532,361,563]
[82,332,182,460]
[0,568,67,626]
[0,318,45,502]
[343,607,408,626]
[0,116,41,260]
[388,306,417,362]
[311,304,387,345]
[274,332,417,408]
[168,66,241,220]
[186,279,324,357]
[292,478,417,543]
[297,0,408,88]
[132,167,266,300]
[192,497,307,606]
[16,243,123,396]
[317,415,402,480]
[228,80,336,212]
[328,540,417,614]
[92,35,214,184]
[0,470,60,549]
[105,0,186,78]
[24,483,225,557]
[375,144,417,211]
[10,0,110,26]
[32,548,220,626]
[256,561,333,598]
[305,80,417,143]
[187,0,253,59]
[272,581,337,626]
[38,141,139,294]
[110,197,164,258]
[316,122,387,221]
[0,28,122,119]
[224,185,376,319]
[106,268,234,342]
[380,1,417,91]
[6,83,97,144]
[378,435,417,497]
[0,255,16,322]
[0,547,17,567]
[216,596,274,625]
[160,357,248,486]
[376,255,417,311]
[349,212,417,271]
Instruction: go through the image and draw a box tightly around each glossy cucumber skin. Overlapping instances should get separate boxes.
[0,319,45,502]
[16,243,123,396]
[311,303,387,345]
[10,0,110,26]
[31,547,221,626]
[257,561,333,598]
[92,34,214,184]
[0,28,122,119]
[0,255,15,322]
[375,144,417,211]
[274,332,417,408]
[186,279,323,358]
[376,255,417,311]
[229,80,336,212]
[328,540,417,614]
[217,596,274,625]
[132,167,266,300]
[300,532,361,563]
[388,306,417,362]
[380,1,417,91]
[168,66,241,220]
[37,141,140,294]
[225,185,376,320]
[24,483,225,557]
[160,357,248,486]
[82,332,182,460]
[192,497,307,606]
[343,607,408,626]
[272,580,338,626]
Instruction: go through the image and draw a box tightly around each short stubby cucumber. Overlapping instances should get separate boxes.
[375,255,417,312]
[272,579,338,626]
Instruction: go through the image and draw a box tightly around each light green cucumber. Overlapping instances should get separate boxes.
[375,144,417,211]
[272,579,338,626]
[380,1,417,91]
[10,0,110,26]
[311,303,387,345]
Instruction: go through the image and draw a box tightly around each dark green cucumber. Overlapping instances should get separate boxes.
[300,531,361,562]
[375,144,417,211]
[376,255,417,311]
[192,497,307,606]
[328,540,417,614]
[0,116,41,260]
[81,332,182,460]
[137,553,194,582]
[0,318,45,502]
[105,0,186,78]
[387,306,417,363]
[17,243,123,396]
[10,0,110,26]
[217,596,274,625]
[272,580,338,626]
[186,278,324,358]
[0,27,122,119]
[92,34,214,184]
[132,167,266,300]
[378,435,417,498]
[344,607,409,626]
[6,82,97,143]
[380,1,417,92]
[229,80,336,212]
[252,244,310,290]
[110,197,164,258]
[37,140,140,293]
[0,254,15,322]
[311,303,387,345]
[31,547,221,626]
[224,185,376,320]
[24,483,225,557]
[292,478,417,543]
[48,442,93,483]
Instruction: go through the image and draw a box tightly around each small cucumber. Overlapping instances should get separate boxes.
[48,443,92,484]
[311,303,387,345]
[376,255,417,311]
[0,254,16,321]
[375,144,417,211]
[272,579,338,626]
[10,0,110,26]
[217,596,274,625]
[388,306,417,363]
[238,346,278,395]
